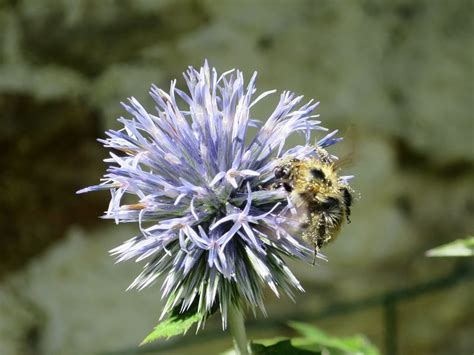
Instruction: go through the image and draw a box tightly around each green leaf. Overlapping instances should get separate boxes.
[426,237,474,257]
[141,296,219,346]
[223,323,379,355]
[251,339,321,354]
[289,321,379,355]
[140,311,204,345]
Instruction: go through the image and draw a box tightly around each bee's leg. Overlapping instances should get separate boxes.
[311,242,319,265]
[269,182,281,190]
[312,217,329,265]
[345,203,352,223]
[315,147,332,164]
[341,188,353,224]
[267,180,293,192]
[268,179,287,190]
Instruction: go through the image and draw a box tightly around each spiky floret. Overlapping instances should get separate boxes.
[78,61,348,327]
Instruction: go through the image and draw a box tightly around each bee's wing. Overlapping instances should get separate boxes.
[332,124,360,170]
[333,154,354,170]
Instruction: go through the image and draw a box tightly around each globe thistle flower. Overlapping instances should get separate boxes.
[78,61,347,328]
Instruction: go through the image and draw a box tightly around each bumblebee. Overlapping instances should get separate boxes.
[274,148,354,263]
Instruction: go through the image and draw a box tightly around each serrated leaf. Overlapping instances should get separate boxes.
[289,321,379,355]
[140,311,204,345]
[426,237,474,257]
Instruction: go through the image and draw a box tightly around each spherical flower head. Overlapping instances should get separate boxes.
[78,61,348,327]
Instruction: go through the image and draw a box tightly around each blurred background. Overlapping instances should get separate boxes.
[0,0,473,354]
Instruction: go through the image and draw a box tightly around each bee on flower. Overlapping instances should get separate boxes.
[78,61,355,328]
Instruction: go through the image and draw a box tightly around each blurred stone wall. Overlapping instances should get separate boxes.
[0,0,472,354]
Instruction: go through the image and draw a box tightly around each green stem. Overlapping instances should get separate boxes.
[228,304,249,355]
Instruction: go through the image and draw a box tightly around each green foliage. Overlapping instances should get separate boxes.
[141,297,219,345]
[287,322,379,355]
[224,322,379,355]
[426,237,474,257]
[140,311,204,345]
[251,339,321,354]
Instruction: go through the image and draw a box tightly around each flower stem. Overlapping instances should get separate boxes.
[228,304,249,355]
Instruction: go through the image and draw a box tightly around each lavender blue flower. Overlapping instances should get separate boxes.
[78,62,345,327]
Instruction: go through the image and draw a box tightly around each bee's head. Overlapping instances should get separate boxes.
[274,158,299,180]
[274,166,288,179]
